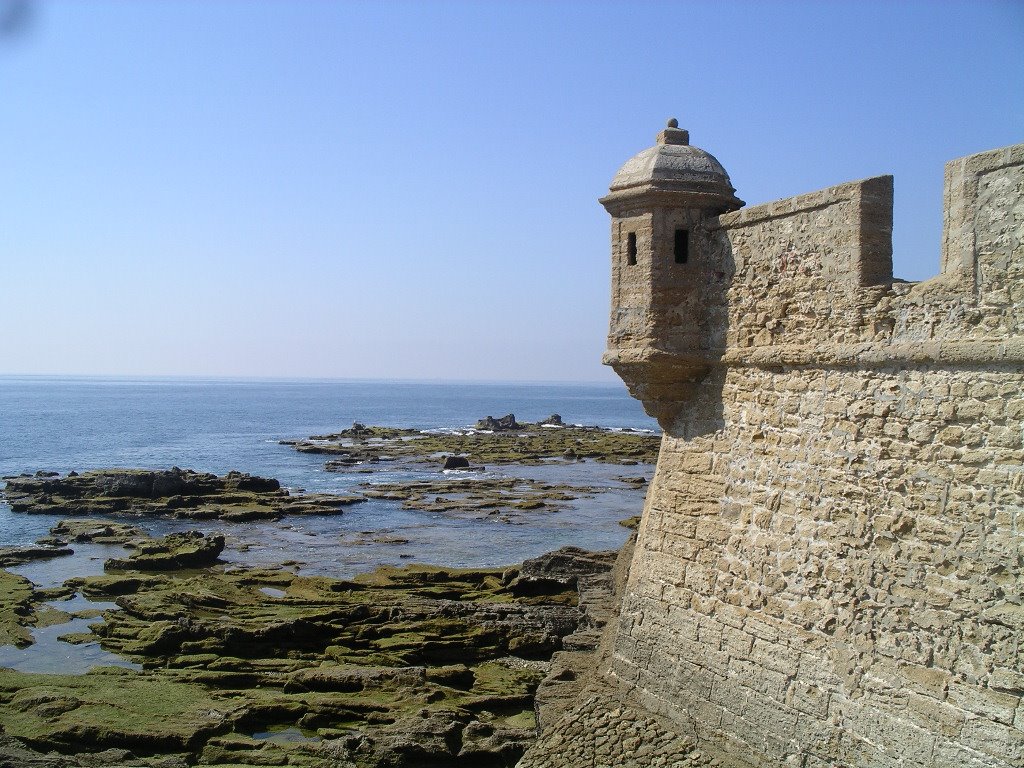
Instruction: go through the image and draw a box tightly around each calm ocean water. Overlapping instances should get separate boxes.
[0,376,654,477]
[0,376,657,568]
[0,376,658,672]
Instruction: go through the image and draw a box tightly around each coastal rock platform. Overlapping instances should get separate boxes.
[2,468,364,522]
[283,417,660,468]
[0,515,626,768]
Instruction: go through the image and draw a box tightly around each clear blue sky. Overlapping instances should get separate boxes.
[2,0,1021,381]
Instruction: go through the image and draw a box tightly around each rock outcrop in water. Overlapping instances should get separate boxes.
[0,545,73,568]
[359,476,605,521]
[0,424,657,766]
[2,468,364,521]
[285,418,659,468]
[440,455,472,470]
[105,531,225,571]
[475,414,522,431]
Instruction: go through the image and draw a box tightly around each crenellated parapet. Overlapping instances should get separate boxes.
[602,128,1024,430]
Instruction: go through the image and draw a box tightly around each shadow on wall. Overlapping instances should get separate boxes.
[658,221,734,441]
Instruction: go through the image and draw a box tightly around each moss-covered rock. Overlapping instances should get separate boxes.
[0,667,235,753]
[0,493,624,768]
[45,519,147,544]
[0,546,619,767]
[0,570,38,648]
[105,531,225,571]
[285,420,659,468]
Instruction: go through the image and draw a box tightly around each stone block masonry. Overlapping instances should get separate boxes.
[518,134,1023,767]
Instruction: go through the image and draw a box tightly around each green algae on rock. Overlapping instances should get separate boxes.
[284,418,660,468]
[0,564,84,652]
[0,667,236,753]
[0,526,227,666]
[0,570,39,648]
[40,518,148,546]
[1,468,365,521]
[0,544,618,767]
[81,560,582,668]
[105,531,226,571]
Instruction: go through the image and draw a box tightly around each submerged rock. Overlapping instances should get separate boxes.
[48,519,146,544]
[0,545,74,568]
[360,476,599,520]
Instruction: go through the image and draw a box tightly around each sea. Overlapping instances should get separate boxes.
[0,376,658,672]
[0,376,657,577]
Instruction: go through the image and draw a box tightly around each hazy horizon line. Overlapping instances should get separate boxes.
[0,372,624,387]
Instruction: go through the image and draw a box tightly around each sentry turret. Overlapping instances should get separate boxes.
[600,120,743,426]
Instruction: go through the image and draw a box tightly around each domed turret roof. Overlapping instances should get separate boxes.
[607,120,742,211]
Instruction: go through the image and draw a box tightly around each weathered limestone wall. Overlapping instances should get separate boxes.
[611,144,1023,767]
[519,143,1024,768]
[616,364,1022,767]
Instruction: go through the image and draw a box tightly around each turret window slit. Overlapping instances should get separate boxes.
[674,229,689,264]
[626,232,637,266]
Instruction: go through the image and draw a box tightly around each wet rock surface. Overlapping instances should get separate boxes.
[440,455,472,471]
[42,519,148,545]
[0,421,655,766]
[285,417,659,468]
[0,546,74,568]
[0,526,228,655]
[360,477,609,521]
[105,531,225,571]
[0,569,41,649]
[0,518,621,768]
[2,468,364,522]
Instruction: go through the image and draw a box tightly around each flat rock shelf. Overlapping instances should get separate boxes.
[282,417,660,469]
[2,468,364,522]
[0,518,623,768]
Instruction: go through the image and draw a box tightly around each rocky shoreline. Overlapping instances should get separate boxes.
[0,519,626,768]
[0,416,653,766]
[2,465,643,528]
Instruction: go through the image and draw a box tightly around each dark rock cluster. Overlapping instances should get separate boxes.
[1,468,363,522]
[474,414,522,431]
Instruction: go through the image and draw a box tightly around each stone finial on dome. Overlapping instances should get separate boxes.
[658,118,689,146]
[602,122,742,213]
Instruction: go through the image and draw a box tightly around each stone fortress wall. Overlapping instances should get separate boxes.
[519,138,1023,767]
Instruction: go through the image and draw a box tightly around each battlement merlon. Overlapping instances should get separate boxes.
[942,142,1024,294]
[601,134,1024,428]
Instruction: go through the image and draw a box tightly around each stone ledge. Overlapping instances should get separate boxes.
[720,339,1024,368]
